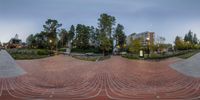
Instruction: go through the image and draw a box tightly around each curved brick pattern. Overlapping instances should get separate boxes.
[0,55,200,99]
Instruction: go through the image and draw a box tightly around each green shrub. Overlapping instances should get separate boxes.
[122,50,200,60]
[6,49,52,60]
[71,47,101,53]
[178,50,200,59]
[72,54,110,62]
[98,55,111,61]
[147,50,199,60]
[37,50,49,55]
[11,54,49,60]
[58,48,66,52]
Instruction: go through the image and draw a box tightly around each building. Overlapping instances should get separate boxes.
[5,34,23,49]
[0,42,2,49]
[127,31,155,46]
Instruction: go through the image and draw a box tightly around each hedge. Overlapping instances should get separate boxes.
[122,50,200,60]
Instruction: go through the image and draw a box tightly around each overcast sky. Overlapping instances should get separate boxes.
[0,0,200,43]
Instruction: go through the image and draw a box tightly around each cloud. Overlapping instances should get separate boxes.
[0,0,200,43]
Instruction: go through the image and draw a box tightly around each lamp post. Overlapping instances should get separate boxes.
[56,37,58,55]
[186,41,190,51]
[49,39,52,55]
[146,37,150,58]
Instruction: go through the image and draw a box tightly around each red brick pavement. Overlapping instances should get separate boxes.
[0,55,200,100]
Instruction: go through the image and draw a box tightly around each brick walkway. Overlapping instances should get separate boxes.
[0,55,200,100]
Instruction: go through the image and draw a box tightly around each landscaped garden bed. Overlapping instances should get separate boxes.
[177,50,200,59]
[122,50,200,60]
[71,53,110,61]
[6,49,53,60]
[121,54,140,60]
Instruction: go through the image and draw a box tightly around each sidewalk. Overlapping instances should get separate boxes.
[0,50,26,78]
[171,53,200,78]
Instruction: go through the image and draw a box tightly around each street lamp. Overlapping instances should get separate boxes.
[49,39,53,51]
[49,39,52,43]
[186,41,190,51]
[146,37,150,58]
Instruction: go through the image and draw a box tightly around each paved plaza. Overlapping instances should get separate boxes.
[0,52,200,99]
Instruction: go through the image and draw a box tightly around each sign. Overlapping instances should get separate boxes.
[139,50,144,57]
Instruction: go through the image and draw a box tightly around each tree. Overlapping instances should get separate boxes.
[0,41,2,47]
[34,32,47,48]
[156,36,165,44]
[98,13,116,55]
[59,29,68,47]
[183,30,199,49]
[184,34,188,42]
[113,24,126,52]
[90,26,100,48]
[128,38,142,54]
[193,33,198,44]
[59,25,75,48]
[26,19,62,49]
[155,36,166,52]
[188,30,193,43]
[67,25,75,49]
[175,36,182,50]
[99,33,112,55]
[26,34,36,48]
[184,30,193,43]
[174,36,186,50]
[43,19,62,49]
[98,13,116,38]
[68,25,75,42]
[74,24,90,49]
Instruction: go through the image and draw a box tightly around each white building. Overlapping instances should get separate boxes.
[127,31,155,46]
